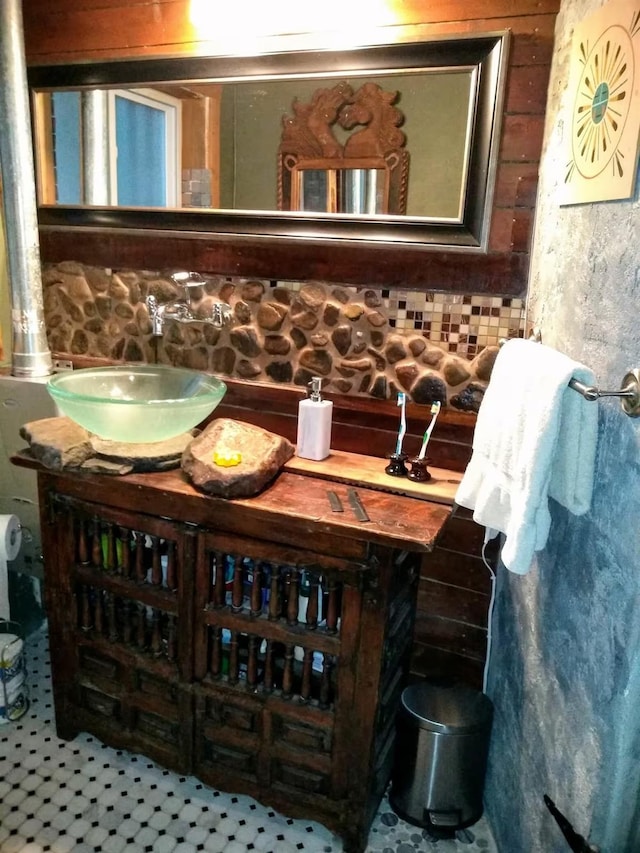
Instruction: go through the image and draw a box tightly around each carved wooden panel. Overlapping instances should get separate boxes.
[278,81,409,215]
[45,493,195,772]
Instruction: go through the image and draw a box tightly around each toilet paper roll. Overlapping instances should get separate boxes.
[0,515,22,622]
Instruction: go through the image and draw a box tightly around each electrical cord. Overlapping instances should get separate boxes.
[481,538,497,694]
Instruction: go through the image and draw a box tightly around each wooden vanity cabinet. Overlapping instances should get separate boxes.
[32,464,451,853]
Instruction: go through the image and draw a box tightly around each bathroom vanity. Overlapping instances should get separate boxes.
[16,457,451,852]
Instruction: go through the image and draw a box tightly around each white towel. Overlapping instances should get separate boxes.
[455,339,598,574]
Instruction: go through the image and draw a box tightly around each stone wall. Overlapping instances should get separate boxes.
[42,261,526,411]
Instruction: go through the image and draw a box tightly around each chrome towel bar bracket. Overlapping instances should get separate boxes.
[569,369,640,417]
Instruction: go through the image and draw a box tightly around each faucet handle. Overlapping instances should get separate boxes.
[171,271,206,289]
[212,302,233,327]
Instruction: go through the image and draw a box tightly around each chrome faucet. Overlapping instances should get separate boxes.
[146,272,233,336]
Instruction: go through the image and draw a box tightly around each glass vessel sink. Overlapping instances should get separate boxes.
[47,364,227,443]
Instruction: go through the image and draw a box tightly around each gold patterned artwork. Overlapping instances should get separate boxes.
[561,0,640,205]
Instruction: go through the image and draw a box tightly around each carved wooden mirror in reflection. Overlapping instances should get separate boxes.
[278,81,409,216]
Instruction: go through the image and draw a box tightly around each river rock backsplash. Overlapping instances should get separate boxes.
[43,262,525,411]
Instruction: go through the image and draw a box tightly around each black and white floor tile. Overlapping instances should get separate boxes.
[0,628,498,853]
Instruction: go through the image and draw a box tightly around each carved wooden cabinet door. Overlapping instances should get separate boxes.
[190,527,420,851]
[41,489,197,774]
[191,527,366,832]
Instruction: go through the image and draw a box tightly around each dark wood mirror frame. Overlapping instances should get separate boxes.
[30,32,516,292]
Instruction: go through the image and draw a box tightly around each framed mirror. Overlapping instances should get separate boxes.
[29,32,508,252]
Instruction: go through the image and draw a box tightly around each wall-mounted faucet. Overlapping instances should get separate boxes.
[146,271,233,336]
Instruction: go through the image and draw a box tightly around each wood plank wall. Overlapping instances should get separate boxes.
[20,0,559,688]
[23,0,560,296]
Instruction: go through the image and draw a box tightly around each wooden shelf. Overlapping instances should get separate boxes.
[284,449,462,505]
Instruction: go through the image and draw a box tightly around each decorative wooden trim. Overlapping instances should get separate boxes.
[38,226,530,295]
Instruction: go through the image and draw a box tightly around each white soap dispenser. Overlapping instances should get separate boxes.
[296,376,333,461]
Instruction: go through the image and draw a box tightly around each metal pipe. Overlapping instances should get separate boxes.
[81,90,111,205]
[0,0,52,377]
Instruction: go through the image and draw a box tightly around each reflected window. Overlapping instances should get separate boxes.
[49,89,181,206]
[51,92,81,203]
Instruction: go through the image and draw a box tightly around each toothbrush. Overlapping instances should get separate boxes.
[417,401,441,460]
[395,392,407,455]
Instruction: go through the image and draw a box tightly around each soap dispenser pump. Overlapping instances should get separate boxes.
[296,376,333,461]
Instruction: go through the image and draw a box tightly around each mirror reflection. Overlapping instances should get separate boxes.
[278,80,412,216]
[33,69,474,222]
[29,33,508,251]
[294,168,386,214]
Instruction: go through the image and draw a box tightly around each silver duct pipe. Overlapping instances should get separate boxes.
[81,90,111,205]
[0,0,52,377]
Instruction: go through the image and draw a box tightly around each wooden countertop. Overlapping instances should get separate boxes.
[13,450,453,555]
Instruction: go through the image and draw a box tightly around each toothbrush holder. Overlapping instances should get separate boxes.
[385,452,409,477]
[408,457,432,482]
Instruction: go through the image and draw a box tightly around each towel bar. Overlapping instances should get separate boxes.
[511,331,640,417]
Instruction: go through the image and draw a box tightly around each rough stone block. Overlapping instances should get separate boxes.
[20,417,94,470]
[181,417,294,498]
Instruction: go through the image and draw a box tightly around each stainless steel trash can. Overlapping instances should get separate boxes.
[389,682,493,830]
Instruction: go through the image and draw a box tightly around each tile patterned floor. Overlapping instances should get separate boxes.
[0,628,498,853]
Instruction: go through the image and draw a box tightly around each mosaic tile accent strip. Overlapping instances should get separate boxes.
[0,628,499,852]
[381,291,525,357]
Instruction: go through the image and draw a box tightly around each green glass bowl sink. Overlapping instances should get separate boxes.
[47,364,227,444]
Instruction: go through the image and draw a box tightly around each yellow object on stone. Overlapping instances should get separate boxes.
[213,450,242,467]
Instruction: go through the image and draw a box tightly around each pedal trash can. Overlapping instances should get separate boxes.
[390,682,493,830]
